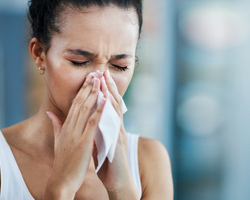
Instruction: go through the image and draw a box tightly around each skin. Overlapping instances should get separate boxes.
[0,5,173,200]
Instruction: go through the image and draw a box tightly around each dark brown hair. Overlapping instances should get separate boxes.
[28,0,143,51]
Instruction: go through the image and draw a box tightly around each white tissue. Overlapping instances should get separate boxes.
[88,72,127,172]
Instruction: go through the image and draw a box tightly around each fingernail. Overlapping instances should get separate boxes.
[95,70,103,78]
[85,75,92,83]
[100,98,107,106]
[46,111,52,120]
[104,92,109,99]
[107,69,110,77]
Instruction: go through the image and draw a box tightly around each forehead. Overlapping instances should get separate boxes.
[61,5,138,27]
[50,6,139,53]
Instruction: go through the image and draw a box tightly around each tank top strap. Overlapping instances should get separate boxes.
[0,131,34,200]
[126,132,142,198]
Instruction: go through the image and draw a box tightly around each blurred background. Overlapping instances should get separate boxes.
[1,0,250,199]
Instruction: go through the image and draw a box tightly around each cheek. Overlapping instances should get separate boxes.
[45,57,88,110]
[112,72,133,97]
[46,60,80,92]
[46,54,87,89]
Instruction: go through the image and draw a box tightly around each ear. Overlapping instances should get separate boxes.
[29,38,46,70]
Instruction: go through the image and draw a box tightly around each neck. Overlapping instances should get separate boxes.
[26,93,67,156]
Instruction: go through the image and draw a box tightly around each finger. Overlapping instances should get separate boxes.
[94,70,103,79]
[75,77,101,132]
[82,97,107,142]
[103,70,123,116]
[65,75,94,127]
[46,111,63,138]
[67,74,93,119]
[100,76,109,99]
[103,70,122,105]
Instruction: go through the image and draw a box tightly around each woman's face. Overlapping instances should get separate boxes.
[43,6,138,116]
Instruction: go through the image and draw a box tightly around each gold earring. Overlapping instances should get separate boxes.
[38,67,45,75]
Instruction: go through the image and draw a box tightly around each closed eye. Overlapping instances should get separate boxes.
[111,64,128,71]
[71,61,90,66]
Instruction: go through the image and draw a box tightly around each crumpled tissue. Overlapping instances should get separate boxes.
[88,72,127,172]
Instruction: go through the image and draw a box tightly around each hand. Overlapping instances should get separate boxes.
[44,76,106,199]
[97,70,140,199]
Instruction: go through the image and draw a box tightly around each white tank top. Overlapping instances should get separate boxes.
[0,131,142,199]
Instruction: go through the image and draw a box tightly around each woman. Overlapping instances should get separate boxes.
[0,0,173,199]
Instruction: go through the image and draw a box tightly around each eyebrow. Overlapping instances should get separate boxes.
[66,49,95,57]
[66,49,133,60]
[111,54,133,60]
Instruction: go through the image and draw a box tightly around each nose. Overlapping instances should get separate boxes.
[93,62,109,73]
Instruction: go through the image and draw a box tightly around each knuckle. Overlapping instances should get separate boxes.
[80,105,89,112]
[69,136,77,145]
[114,103,122,115]
[88,118,97,127]
[96,105,103,113]
[91,88,97,94]
[82,82,88,88]
[88,79,94,86]
[91,87,99,94]
[118,97,123,105]
[73,97,84,105]
[114,102,120,111]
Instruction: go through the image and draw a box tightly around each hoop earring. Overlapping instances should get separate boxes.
[38,67,45,75]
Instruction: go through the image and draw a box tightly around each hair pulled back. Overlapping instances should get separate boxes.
[28,0,143,51]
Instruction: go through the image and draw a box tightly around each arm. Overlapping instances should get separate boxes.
[97,71,140,200]
[139,138,173,200]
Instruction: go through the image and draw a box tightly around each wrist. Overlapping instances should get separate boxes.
[43,177,75,200]
[107,185,140,200]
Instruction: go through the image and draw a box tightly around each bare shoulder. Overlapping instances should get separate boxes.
[1,118,31,145]
[1,121,25,135]
[138,137,174,200]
